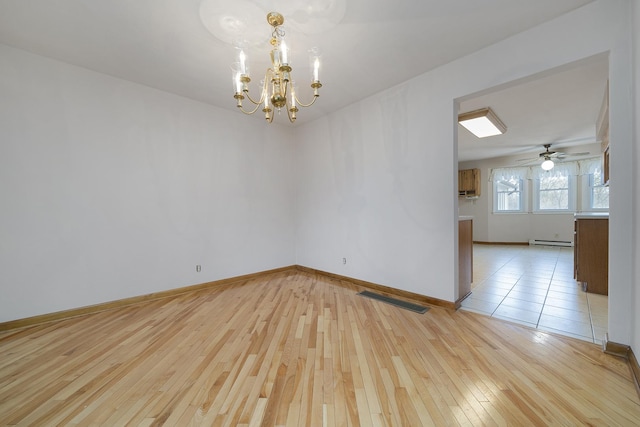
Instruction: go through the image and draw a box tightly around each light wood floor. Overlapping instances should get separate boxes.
[1,271,639,426]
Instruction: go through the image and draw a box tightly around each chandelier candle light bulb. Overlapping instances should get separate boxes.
[280,40,288,65]
[313,57,320,82]
[239,50,247,75]
[291,86,296,109]
[232,11,321,123]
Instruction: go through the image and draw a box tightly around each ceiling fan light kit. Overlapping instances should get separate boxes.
[458,107,507,138]
[540,144,556,170]
[541,158,555,170]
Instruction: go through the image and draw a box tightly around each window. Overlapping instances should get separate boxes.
[538,174,570,210]
[590,169,609,209]
[491,168,526,213]
[496,177,523,211]
[581,158,609,211]
[489,159,607,215]
[532,163,576,212]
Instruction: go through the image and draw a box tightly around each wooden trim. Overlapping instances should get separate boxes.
[594,334,640,401]
[295,265,456,310]
[1,264,456,332]
[473,241,529,246]
[628,348,640,399]
[602,333,630,358]
[455,291,472,310]
[598,335,640,401]
[0,266,297,332]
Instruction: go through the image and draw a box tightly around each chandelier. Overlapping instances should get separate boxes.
[232,12,322,123]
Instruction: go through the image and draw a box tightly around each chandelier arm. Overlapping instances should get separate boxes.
[293,93,319,108]
[244,69,273,105]
[243,90,264,106]
[237,101,264,115]
[245,68,275,106]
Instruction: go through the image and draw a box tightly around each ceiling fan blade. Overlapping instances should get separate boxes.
[554,151,593,160]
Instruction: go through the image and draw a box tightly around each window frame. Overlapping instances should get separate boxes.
[585,166,610,211]
[532,170,576,213]
[491,168,527,214]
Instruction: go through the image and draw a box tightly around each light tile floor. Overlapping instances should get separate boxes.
[460,244,608,344]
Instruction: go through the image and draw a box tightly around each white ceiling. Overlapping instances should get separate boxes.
[0,0,603,161]
[458,54,608,162]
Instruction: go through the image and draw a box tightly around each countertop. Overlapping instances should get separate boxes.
[574,212,609,219]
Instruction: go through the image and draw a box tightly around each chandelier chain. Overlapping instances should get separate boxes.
[272,26,285,39]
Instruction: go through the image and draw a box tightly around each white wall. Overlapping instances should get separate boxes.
[0,44,296,322]
[295,0,634,314]
[631,0,640,356]
[459,143,602,244]
[606,1,635,345]
[1,1,636,348]
[294,88,456,301]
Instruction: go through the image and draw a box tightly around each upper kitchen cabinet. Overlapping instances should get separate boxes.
[458,168,481,198]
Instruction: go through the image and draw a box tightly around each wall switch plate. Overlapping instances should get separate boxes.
[196,265,201,272]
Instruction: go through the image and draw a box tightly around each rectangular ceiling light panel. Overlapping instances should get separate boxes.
[458,107,507,138]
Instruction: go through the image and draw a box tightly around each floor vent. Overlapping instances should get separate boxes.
[528,239,573,247]
[357,291,429,314]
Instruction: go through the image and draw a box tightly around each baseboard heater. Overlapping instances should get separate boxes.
[528,239,574,247]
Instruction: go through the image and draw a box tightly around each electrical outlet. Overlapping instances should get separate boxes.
[342,258,347,265]
[196,265,201,272]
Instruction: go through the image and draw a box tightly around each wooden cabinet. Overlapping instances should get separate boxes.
[458,218,473,304]
[574,215,608,295]
[458,168,480,197]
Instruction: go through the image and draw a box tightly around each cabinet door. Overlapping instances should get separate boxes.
[458,169,480,196]
[458,220,473,299]
[458,170,465,193]
[471,169,480,197]
[458,169,470,192]
[575,219,608,295]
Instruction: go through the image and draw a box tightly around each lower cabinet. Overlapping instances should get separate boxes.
[574,216,608,295]
[458,218,473,302]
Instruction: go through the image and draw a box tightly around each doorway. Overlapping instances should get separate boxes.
[455,55,609,344]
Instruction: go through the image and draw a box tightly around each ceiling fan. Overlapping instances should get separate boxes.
[538,144,563,170]
[518,144,591,170]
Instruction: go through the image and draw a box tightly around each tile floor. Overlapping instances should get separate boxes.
[460,244,608,344]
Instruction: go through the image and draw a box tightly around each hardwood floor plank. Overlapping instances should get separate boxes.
[1,270,640,425]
